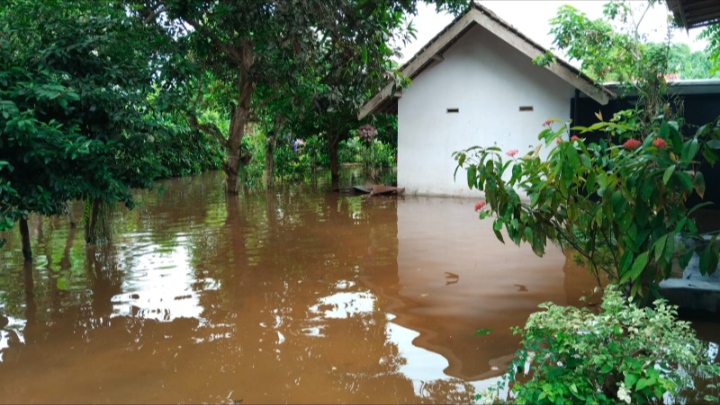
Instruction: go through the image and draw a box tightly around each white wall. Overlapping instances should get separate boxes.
[397,24,575,197]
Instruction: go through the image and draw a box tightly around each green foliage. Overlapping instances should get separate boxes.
[479,285,720,404]
[0,0,165,220]
[457,0,720,301]
[666,43,720,80]
[339,137,363,164]
[272,135,330,182]
[453,115,720,301]
[701,24,720,74]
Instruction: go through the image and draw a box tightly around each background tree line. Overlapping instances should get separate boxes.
[0,0,469,259]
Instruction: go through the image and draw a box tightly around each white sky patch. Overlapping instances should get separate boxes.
[397,1,710,65]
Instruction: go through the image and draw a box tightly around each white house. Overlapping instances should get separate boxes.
[359,3,613,197]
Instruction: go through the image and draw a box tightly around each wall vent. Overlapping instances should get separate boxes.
[446,108,459,113]
[519,106,534,112]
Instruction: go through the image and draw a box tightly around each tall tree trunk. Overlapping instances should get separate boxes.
[328,134,340,192]
[265,131,276,189]
[85,198,102,245]
[64,200,76,228]
[19,216,31,262]
[265,115,285,189]
[223,65,255,195]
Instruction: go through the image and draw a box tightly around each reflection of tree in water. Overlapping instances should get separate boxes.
[1,173,484,403]
[414,379,477,404]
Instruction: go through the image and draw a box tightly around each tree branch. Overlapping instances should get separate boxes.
[168,4,244,63]
[143,3,167,24]
[188,113,227,148]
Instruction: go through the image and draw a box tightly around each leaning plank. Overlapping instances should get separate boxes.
[369,185,406,196]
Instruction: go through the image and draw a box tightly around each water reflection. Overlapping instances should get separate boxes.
[0,171,714,404]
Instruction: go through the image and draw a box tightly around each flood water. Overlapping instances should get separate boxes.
[0,171,716,404]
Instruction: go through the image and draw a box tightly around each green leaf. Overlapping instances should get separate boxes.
[474,328,492,336]
[654,234,668,263]
[636,377,655,391]
[493,228,505,244]
[625,373,639,388]
[664,233,675,264]
[682,138,700,161]
[662,165,675,185]
[619,250,634,275]
[620,251,649,283]
[707,139,720,150]
[699,242,719,276]
[676,171,693,192]
[586,171,596,192]
[467,167,477,189]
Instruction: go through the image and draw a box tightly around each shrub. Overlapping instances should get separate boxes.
[453,116,720,301]
[479,285,720,404]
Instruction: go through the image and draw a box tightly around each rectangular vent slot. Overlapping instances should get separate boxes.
[519,106,534,112]
[446,108,459,113]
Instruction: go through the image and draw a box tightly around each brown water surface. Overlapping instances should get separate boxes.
[0,171,713,404]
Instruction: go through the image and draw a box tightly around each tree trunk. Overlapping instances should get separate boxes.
[19,216,31,262]
[328,134,340,192]
[223,65,255,195]
[265,132,275,189]
[265,115,285,189]
[85,198,102,245]
[64,201,76,228]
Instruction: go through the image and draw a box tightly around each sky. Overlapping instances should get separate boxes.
[397,1,710,65]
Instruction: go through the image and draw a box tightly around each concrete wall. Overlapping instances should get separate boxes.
[397,24,576,197]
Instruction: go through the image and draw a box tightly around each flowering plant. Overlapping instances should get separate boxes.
[478,285,720,404]
[453,115,720,301]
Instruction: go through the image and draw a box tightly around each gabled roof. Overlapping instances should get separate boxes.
[667,0,720,29]
[358,2,614,119]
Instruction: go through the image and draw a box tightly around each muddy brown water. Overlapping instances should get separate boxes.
[0,171,717,404]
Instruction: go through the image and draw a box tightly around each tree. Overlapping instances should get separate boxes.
[0,0,166,257]
[136,0,470,194]
[701,23,720,73]
[665,43,720,79]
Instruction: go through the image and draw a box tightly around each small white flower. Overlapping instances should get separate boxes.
[617,383,632,404]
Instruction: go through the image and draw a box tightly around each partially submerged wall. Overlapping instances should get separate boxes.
[398,24,575,197]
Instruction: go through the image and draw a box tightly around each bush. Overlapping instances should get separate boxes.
[454,116,720,301]
[480,285,720,404]
[339,137,362,164]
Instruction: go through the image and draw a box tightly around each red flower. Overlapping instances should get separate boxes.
[543,120,552,127]
[474,201,486,212]
[570,135,580,142]
[556,138,562,145]
[653,138,667,149]
[623,139,642,150]
[506,149,519,157]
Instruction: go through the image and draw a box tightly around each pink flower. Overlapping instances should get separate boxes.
[653,138,667,149]
[543,120,552,127]
[556,138,562,145]
[570,135,580,142]
[474,201,486,212]
[623,139,642,150]
[506,149,519,157]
